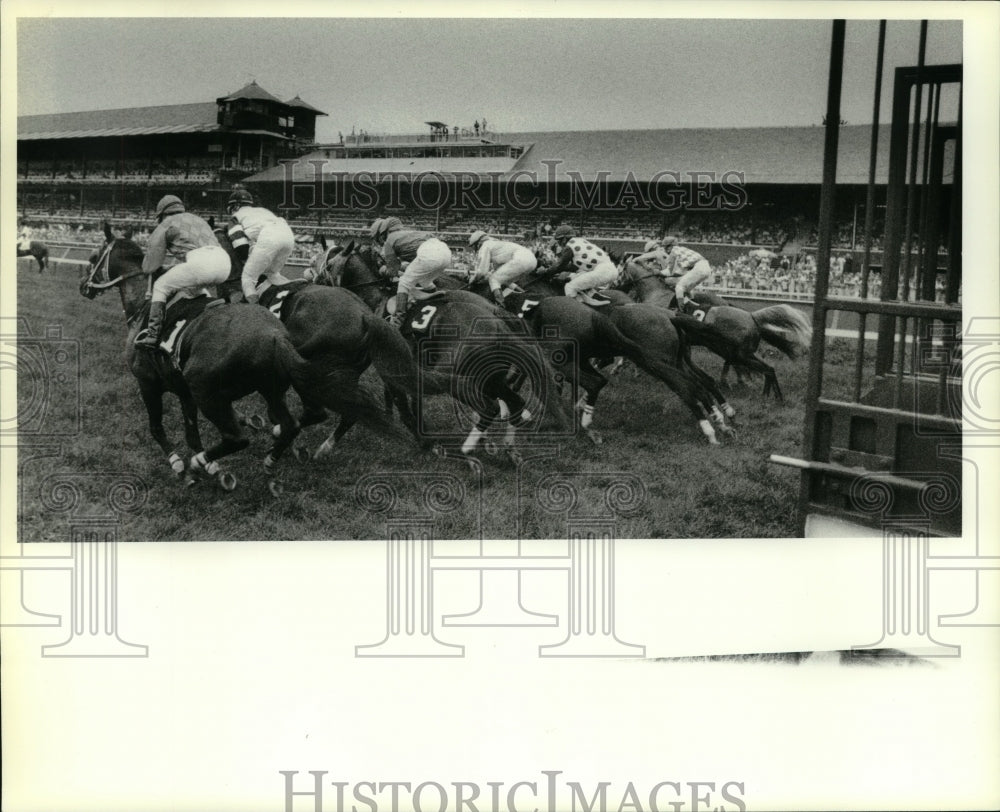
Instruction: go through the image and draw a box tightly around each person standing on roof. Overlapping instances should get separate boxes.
[225,187,295,304]
[135,195,231,349]
[468,230,537,305]
[657,235,714,310]
[371,217,453,328]
[540,225,617,306]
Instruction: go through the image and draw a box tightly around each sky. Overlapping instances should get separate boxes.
[14,11,965,143]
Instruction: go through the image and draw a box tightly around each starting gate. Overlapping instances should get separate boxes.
[771,21,963,540]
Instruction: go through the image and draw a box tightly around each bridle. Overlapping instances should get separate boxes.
[83,239,149,292]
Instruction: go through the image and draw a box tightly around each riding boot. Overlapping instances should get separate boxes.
[136,301,166,349]
[491,287,506,307]
[390,292,409,328]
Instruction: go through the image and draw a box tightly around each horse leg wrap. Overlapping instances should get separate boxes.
[698,419,719,445]
[710,405,725,424]
[462,426,485,454]
[272,424,282,438]
[722,402,737,419]
[575,394,588,411]
[192,451,220,476]
[497,400,511,420]
[168,452,185,475]
[580,404,595,429]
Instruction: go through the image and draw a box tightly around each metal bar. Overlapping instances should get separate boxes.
[797,19,846,533]
[946,91,962,304]
[899,21,928,303]
[856,20,888,401]
[822,295,960,318]
[771,455,934,492]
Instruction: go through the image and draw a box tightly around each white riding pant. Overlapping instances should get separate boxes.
[674,259,713,301]
[152,245,231,304]
[242,221,295,299]
[396,238,452,297]
[489,247,537,290]
[563,261,618,298]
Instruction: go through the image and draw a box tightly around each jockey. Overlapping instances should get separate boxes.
[468,230,537,305]
[17,219,32,251]
[135,195,231,349]
[627,238,672,275]
[371,217,452,328]
[658,235,714,309]
[225,187,295,304]
[541,224,616,306]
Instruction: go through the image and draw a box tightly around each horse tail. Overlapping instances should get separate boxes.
[670,313,743,359]
[361,312,453,395]
[751,305,813,359]
[273,334,412,444]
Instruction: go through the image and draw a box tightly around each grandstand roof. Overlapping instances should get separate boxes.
[18,102,220,140]
[246,124,955,186]
[286,95,327,115]
[218,80,283,104]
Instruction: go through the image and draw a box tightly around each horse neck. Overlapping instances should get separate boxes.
[635,277,671,303]
[119,275,150,323]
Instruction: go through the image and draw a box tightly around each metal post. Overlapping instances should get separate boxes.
[796,19,845,532]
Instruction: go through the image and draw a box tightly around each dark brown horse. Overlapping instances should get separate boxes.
[17,240,49,273]
[79,225,402,493]
[619,264,812,401]
[212,226,429,458]
[314,241,571,460]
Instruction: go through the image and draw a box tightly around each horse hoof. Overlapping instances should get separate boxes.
[247,414,266,430]
[587,430,603,445]
[184,473,198,488]
[293,445,310,463]
[432,444,447,458]
[268,479,283,497]
[219,472,237,491]
[484,440,499,455]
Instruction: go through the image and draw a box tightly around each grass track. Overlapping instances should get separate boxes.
[15,262,821,541]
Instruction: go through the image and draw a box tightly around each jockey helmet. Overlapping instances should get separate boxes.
[154,195,185,220]
[368,218,385,238]
[382,217,403,234]
[553,224,575,241]
[227,188,254,211]
[469,230,488,247]
[643,240,659,252]
[661,235,679,249]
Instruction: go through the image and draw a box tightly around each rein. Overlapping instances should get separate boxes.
[85,239,149,290]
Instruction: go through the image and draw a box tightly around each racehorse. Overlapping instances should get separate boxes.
[313,241,571,460]
[432,273,737,445]
[17,240,49,273]
[619,263,812,401]
[79,224,401,493]
[213,227,427,458]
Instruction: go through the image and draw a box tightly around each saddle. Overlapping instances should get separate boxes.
[579,291,612,308]
[669,295,712,321]
[258,279,311,321]
[154,294,226,365]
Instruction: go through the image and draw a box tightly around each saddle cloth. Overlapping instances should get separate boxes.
[258,279,311,321]
[156,295,225,365]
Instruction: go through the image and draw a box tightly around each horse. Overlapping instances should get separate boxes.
[618,263,812,401]
[17,240,49,273]
[432,272,737,445]
[78,224,403,493]
[314,241,571,460]
[213,226,427,459]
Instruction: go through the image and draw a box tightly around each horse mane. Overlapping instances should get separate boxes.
[113,238,145,265]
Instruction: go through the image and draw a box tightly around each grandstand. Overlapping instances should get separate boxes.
[17,90,955,275]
